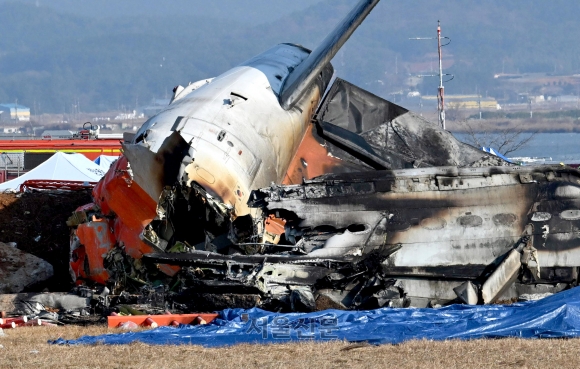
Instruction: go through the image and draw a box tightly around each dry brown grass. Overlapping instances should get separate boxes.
[1,325,580,369]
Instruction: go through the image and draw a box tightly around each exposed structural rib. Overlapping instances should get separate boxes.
[279,0,380,110]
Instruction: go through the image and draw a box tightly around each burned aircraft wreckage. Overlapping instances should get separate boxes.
[68,0,580,311]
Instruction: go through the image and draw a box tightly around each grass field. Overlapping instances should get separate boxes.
[1,325,580,368]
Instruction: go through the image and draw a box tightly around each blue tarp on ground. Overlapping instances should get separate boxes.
[51,287,580,347]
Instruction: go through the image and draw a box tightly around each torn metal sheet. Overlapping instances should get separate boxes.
[481,250,522,304]
[316,78,505,169]
[454,281,478,305]
[66,0,580,312]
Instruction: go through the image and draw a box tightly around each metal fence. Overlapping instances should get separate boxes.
[0,152,24,171]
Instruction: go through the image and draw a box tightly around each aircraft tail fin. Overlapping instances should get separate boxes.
[279,0,380,110]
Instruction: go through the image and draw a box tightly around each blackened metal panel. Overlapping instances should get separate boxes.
[317,78,408,134]
[316,78,505,168]
[317,121,390,169]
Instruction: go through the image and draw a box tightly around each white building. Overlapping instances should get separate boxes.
[0,103,30,121]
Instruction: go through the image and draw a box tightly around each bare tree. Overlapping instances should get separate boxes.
[445,102,466,122]
[457,119,538,156]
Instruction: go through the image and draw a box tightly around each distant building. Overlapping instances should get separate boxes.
[0,103,30,121]
[40,130,77,139]
[423,95,499,110]
[114,110,144,120]
[555,95,579,103]
[138,98,170,117]
[1,126,20,133]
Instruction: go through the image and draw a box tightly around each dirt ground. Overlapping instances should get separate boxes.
[0,325,578,369]
[0,191,92,291]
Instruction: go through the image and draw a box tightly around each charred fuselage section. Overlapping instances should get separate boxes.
[140,165,580,310]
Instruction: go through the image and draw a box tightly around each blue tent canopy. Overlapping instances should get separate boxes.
[52,287,580,347]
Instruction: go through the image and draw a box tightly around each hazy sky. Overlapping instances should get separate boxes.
[2,0,580,112]
[0,0,323,24]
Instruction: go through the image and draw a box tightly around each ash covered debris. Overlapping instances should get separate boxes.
[62,0,580,313]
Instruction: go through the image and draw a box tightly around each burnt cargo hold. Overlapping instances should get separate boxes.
[144,165,580,310]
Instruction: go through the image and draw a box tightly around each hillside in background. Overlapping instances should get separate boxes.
[1,0,580,113]
[0,0,316,23]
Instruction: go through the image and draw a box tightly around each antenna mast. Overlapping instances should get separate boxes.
[437,21,445,130]
[410,21,451,130]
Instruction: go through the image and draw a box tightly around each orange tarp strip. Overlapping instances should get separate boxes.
[107,314,218,328]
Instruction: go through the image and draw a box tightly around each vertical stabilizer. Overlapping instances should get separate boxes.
[279,0,380,110]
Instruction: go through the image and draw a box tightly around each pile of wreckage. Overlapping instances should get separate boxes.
[3,0,580,328]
